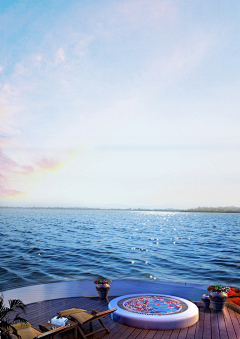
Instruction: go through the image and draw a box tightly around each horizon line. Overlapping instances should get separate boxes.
[1,206,240,212]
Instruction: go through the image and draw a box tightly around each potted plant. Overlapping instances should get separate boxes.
[207,285,231,311]
[0,294,28,339]
[94,278,112,299]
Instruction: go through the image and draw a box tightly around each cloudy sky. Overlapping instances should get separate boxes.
[0,0,240,209]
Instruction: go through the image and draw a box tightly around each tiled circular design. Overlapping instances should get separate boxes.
[119,295,187,316]
[108,294,199,330]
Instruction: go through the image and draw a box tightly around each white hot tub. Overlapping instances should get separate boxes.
[108,294,199,330]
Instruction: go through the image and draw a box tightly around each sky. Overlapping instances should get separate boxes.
[0,0,240,209]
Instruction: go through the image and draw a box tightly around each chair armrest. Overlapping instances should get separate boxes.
[90,309,98,315]
[91,308,117,319]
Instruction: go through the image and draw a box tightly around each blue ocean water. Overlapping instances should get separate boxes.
[0,208,239,292]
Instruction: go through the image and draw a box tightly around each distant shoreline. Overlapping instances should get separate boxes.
[1,206,240,213]
[180,207,240,213]
[0,206,179,212]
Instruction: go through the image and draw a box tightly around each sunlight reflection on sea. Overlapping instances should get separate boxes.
[0,209,239,291]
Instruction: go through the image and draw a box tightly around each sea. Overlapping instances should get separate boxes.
[1,208,239,292]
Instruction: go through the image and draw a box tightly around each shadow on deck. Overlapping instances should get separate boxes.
[14,296,240,339]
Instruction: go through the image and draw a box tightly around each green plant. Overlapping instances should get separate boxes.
[207,285,231,293]
[0,295,28,339]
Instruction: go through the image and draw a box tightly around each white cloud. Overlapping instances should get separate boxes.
[56,47,65,63]
[14,63,27,75]
[116,0,177,25]
[32,55,42,65]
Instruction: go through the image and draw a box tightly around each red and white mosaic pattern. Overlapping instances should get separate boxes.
[122,295,185,316]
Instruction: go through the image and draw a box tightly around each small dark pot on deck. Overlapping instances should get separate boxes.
[96,284,110,299]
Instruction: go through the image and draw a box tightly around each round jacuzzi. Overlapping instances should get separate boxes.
[108,294,199,330]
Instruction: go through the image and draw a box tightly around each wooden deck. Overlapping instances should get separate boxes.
[14,296,240,339]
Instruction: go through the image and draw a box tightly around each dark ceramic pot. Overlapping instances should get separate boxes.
[209,292,227,311]
[95,284,110,299]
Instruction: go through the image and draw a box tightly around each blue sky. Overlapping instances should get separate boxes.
[0,0,240,208]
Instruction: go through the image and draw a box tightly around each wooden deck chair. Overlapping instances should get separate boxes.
[10,322,76,339]
[57,308,117,339]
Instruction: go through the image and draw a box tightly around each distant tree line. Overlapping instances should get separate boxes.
[181,206,240,213]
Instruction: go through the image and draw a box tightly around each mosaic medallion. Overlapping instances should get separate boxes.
[118,295,188,316]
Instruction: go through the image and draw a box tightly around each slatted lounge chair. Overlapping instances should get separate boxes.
[57,308,117,339]
[9,322,76,339]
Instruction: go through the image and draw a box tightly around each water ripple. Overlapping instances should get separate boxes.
[0,209,239,291]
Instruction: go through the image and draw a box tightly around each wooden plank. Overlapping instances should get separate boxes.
[129,328,143,338]
[93,321,122,339]
[111,323,131,336]
[187,324,196,337]
[217,311,227,332]
[219,330,229,339]
[220,315,237,339]
[215,310,229,339]
[226,332,238,339]
[117,324,134,334]
[116,326,136,339]
[202,308,211,339]
[194,321,203,339]
[152,330,165,339]
[227,308,240,338]
[96,325,124,339]
[211,310,221,339]
[105,332,123,339]
[235,311,240,325]
[135,330,149,339]
[144,330,157,339]
[224,307,238,338]
[127,334,144,339]
[156,331,172,339]
[194,303,204,339]
[169,329,180,338]
[176,327,188,339]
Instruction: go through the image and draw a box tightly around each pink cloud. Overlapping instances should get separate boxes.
[0,146,63,198]
[0,149,26,197]
[37,157,63,171]
[0,87,65,199]
[21,164,35,174]
[0,149,16,167]
[0,185,24,198]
